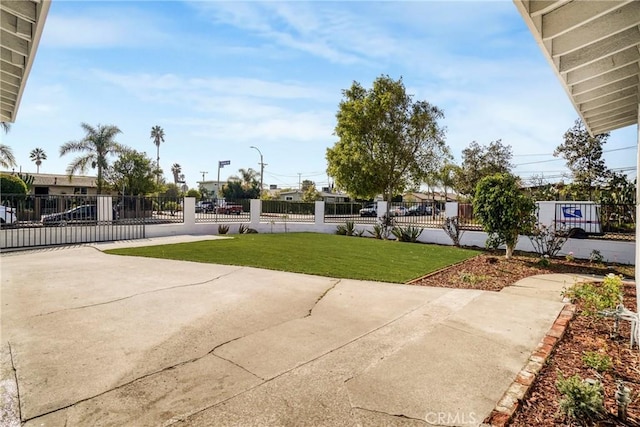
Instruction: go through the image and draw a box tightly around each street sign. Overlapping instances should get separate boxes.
[219,160,230,167]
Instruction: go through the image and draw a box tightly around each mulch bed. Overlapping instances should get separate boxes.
[406,251,639,426]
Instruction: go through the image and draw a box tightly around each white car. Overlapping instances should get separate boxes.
[0,206,17,225]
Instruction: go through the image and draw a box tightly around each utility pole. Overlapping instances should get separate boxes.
[250,146,266,198]
[298,173,302,190]
[200,171,208,182]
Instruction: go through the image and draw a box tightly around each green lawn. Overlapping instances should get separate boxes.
[105,232,480,283]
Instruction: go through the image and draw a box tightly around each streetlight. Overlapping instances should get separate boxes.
[250,146,265,198]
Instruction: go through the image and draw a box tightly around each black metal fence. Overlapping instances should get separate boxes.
[261,200,315,223]
[194,198,251,223]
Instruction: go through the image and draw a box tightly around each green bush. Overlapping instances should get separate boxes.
[0,173,28,196]
[564,274,623,316]
[556,373,604,423]
[336,221,356,236]
[238,224,258,234]
[582,351,612,372]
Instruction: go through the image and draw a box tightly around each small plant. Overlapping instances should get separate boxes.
[563,273,623,316]
[442,216,464,247]
[368,224,384,240]
[218,224,229,235]
[556,373,604,423]
[537,255,551,267]
[238,224,258,234]
[565,251,575,262]
[336,221,356,236]
[391,225,423,243]
[368,214,395,240]
[590,249,604,264]
[582,351,612,372]
[355,229,365,237]
[459,272,487,284]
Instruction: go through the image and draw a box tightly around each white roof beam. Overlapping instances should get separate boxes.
[573,75,638,104]
[1,61,23,79]
[589,111,636,128]
[551,2,640,57]
[0,1,37,23]
[591,117,637,134]
[543,1,632,40]
[528,0,563,17]
[565,46,640,85]
[560,27,640,74]
[579,86,638,111]
[585,104,637,124]
[571,63,639,96]
[582,95,638,116]
[0,29,30,57]
[0,72,20,90]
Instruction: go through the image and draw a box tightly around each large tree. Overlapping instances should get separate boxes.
[110,149,157,196]
[29,148,47,173]
[473,173,535,259]
[554,119,610,198]
[456,139,513,198]
[326,75,449,206]
[60,123,125,194]
[150,125,165,184]
[223,168,260,199]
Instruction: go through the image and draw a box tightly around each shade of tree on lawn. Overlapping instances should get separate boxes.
[326,75,449,213]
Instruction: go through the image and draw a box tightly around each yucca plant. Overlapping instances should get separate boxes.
[391,225,423,243]
[218,224,229,235]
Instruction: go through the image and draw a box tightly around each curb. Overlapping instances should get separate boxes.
[482,303,577,426]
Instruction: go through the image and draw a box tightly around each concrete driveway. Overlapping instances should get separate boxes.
[1,237,567,426]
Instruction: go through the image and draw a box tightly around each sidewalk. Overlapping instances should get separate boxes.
[1,238,581,426]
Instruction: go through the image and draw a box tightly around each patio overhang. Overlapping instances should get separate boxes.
[0,0,50,123]
[513,0,639,136]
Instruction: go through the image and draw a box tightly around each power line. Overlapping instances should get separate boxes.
[513,145,636,167]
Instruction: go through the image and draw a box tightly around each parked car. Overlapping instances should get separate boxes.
[41,204,98,226]
[0,205,17,226]
[406,205,439,216]
[392,206,409,216]
[195,201,214,213]
[359,205,377,217]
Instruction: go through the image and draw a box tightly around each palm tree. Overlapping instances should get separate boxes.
[171,163,182,184]
[1,122,10,134]
[0,144,16,169]
[29,148,47,173]
[150,125,165,184]
[60,123,125,194]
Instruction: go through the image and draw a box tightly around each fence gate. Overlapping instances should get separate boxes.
[0,195,146,250]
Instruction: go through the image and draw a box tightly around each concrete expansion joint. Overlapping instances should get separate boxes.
[306,279,341,317]
[483,303,576,426]
[352,406,428,424]
[34,269,242,317]
[3,341,22,426]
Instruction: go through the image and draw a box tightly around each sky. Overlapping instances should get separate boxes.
[3,0,638,191]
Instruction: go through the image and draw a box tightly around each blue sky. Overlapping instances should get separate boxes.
[4,0,637,190]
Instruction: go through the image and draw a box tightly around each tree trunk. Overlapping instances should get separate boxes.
[505,244,514,259]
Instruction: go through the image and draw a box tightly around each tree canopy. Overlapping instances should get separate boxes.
[60,123,125,194]
[554,119,610,198]
[326,75,449,203]
[473,173,535,259]
[110,149,157,196]
[456,139,513,198]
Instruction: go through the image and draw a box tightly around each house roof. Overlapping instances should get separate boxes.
[514,0,639,135]
[31,173,97,187]
[1,0,50,122]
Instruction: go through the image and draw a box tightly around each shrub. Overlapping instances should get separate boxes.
[0,173,28,196]
[537,256,551,267]
[391,225,423,243]
[527,223,568,257]
[218,224,229,235]
[336,221,356,236]
[582,351,612,372]
[238,224,258,234]
[556,373,604,423]
[563,274,623,316]
[368,224,384,240]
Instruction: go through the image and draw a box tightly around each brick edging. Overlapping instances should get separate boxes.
[482,303,577,426]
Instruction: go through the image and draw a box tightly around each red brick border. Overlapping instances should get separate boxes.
[482,303,576,426]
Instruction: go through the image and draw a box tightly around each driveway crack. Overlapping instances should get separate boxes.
[306,279,341,317]
[352,406,428,424]
[35,269,243,317]
[6,341,22,424]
